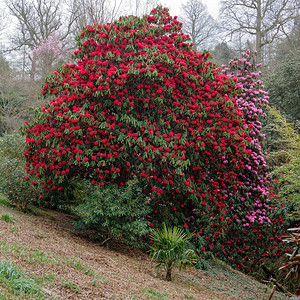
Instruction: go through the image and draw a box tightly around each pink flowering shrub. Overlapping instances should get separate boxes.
[222,50,271,226]
[202,50,292,272]
[29,33,67,80]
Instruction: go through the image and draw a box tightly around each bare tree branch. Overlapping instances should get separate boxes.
[181,0,220,51]
[5,0,78,80]
[220,0,298,63]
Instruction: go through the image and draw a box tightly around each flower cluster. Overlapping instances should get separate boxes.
[29,32,65,61]
[28,32,67,79]
[221,50,272,226]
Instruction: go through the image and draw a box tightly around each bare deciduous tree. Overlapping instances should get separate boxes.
[71,0,158,34]
[5,0,78,80]
[220,0,299,63]
[0,7,9,53]
[0,54,28,132]
[281,14,300,52]
[129,0,159,17]
[181,0,219,51]
[0,10,8,38]
[6,0,77,49]
[72,0,115,31]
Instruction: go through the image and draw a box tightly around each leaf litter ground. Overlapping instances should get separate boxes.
[0,200,287,299]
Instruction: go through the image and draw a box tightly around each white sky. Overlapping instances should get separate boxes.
[160,0,221,19]
[0,0,221,53]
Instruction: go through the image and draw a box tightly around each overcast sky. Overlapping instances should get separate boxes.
[0,0,221,17]
[160,0,221,19]
[0,0,221,52]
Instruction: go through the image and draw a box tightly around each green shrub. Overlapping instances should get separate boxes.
[0,134,42,211]
[0,133,24,160]
[267,106,300,205]
[194,257,210,270]
[265,54,300,123]
[40,178,79,211]
[148,224,198,281]
[74,181,151,248]
[0,134,77,211]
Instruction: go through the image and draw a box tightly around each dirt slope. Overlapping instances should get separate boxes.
[0,202,287,300]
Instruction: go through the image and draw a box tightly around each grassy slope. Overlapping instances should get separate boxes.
[0,194,288,300]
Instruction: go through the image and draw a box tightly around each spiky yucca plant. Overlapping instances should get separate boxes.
[148,224,198,281]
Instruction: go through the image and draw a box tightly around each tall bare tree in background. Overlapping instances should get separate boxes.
[72,0,159,33]
[72,0,126,31]
[0,54,29,133]
[0,6,9,53]
[0,11,8,37]
[282,15,300,52]
[129,0,159,17]
[5,0,78,80]
[2,0,79,130]
[181,0,219,51]
[220,0,299,63]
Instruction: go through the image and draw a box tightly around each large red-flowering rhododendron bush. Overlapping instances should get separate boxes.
[22,7,284,270]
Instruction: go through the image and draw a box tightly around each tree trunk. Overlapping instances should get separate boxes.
[30,57,37,83]
[165,262,172,281]
[256,0,262,63]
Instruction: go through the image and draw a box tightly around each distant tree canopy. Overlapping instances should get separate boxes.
[212,42,237,66]
[265,52,300,122]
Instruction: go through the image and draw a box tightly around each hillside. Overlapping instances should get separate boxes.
[0,196,288,300]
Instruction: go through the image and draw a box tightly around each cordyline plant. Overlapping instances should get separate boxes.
[22,7,275,269]
[148,224,197,281]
